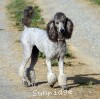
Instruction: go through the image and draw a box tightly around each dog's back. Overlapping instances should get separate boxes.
[21,27,49,53]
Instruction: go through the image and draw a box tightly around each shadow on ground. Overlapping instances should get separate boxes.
[68,73,100,89]
[30,73,100,90]
[35,81,47,86]
[52,73,100,89]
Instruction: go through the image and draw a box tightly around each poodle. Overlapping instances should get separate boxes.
[19,11,74,90]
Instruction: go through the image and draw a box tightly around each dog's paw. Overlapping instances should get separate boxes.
[61,85,69,90]
[28,70,36,84]
[22,78,33,87]
[58,74,67,86]
[47,73,58,88]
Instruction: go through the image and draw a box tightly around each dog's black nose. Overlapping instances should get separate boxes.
[60,29,65,33]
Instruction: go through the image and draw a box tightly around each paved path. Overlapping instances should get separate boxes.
[0,0,27,99]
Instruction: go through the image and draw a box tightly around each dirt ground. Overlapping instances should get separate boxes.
[0,0,100,99]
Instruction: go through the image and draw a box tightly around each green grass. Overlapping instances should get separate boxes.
[51,60,58,66]
[7,0,45,30]
[38,52,45,59]
[65,47,75,59]
[65,52,75,59]
[91,0,100,5]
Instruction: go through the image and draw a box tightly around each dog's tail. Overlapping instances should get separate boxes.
[22,6,34,28]
[22,17,32,28]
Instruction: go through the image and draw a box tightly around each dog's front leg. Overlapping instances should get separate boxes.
[58,57,67,90]
[46,58,57,88]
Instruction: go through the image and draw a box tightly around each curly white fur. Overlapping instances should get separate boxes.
[58,73,67,86]
[47,73,58,87]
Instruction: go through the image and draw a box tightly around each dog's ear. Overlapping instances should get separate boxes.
[65,18,74,39]
[47,20,58,42]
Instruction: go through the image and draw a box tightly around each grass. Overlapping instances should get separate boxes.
[38,52,45,59]
[7,0,45,30]
[91,0,100,5]
[65,51,75,59]
[52,60,58,66]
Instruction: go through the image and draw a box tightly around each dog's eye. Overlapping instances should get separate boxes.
[56,22,59,24]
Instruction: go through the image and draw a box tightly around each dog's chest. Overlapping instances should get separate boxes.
[50,42,66,58]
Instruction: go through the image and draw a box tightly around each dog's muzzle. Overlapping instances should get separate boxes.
[60,29,65,33]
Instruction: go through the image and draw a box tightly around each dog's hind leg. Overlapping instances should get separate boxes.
[46,58,58,88]
[19,43,32,87]
[26,46,39,86]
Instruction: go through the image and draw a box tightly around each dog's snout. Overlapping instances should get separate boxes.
[60,29,65,33]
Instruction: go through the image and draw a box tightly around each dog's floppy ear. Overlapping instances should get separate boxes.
[65,18,74,39]
[47,20,58,42]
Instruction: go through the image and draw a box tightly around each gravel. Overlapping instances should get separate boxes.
[0,0,26,99]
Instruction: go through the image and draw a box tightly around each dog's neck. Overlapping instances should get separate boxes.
[57,32,65,43]
[57,39,66,51]
[57,39,65,44]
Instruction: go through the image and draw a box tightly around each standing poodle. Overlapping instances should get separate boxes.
[19,11,74,90]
